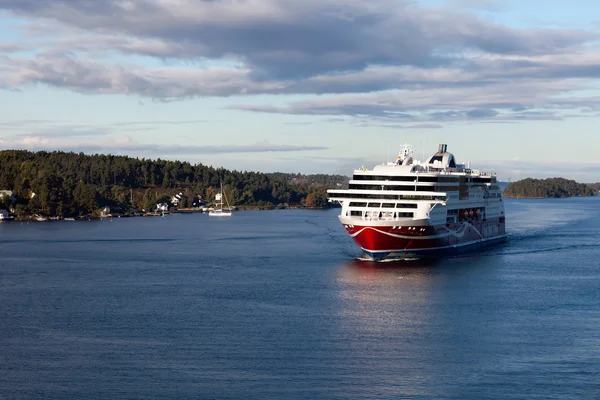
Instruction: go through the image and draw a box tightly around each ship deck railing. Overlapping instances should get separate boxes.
[354,167,497,176]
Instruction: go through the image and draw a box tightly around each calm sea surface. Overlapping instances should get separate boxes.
[1,197,599,399]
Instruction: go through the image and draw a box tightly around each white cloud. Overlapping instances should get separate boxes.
[0,134,328,156]
[0,0,599,126]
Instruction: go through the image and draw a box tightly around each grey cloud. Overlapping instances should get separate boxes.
[0,43,29,52]
[109,120,215,127]
[232,103,416,118]
[7,49,600,105]
[1,53,281,98]
[0,136,328,155]
[466,109,499,119]
[285,119,443,129]
[353,122,444,129]
[1,0,600,125]
[229,77,600,124]
[496,111,564,121]
[0,119,57,128]
[403,123,444,129]
[1,0,597,79]
[16,126,114,138]
[0,119,217,137]
[75,142,329,155]
[447,0,505,11]
[0,121,117,137]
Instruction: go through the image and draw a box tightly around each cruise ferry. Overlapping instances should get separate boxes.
[327,144,507,260]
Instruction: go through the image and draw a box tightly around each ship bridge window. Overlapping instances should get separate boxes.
[472,177,492,183]
[435,186,459,192]
[367,203,381,208]
[352,175,461,183]
[349,202,367,207]
[349,183,437,191]
[350,211,362,216]
[382,203,395,208]
[438,176,459,183]
[396,203,418,209]
[353,175,417,182]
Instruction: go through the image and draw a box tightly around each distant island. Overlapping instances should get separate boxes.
[504,178,599,199]
[0,150,349,219]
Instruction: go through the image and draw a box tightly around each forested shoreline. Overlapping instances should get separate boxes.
[0,150,349,218]
[504,178,599,198]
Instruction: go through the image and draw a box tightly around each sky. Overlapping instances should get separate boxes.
[1,0,600,182]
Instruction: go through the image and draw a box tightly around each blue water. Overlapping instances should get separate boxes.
[1,197,599,399]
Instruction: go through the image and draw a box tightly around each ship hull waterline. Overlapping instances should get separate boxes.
[341,217,507,261]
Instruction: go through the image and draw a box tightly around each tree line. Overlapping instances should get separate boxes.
[504,178,598,198]
[0,150,349,217]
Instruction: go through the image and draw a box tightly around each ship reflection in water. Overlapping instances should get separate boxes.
[335,257,442,338]
[332,256,501,398]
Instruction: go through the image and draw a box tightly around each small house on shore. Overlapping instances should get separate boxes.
[156,203,169,212]
[0,190,16,206]
[171,192,184,206]
[101,205,123,217]
[0,209,14,221]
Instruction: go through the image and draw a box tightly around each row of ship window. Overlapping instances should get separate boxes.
[349,211,414,218]
[349,183,500,191]
[352,175,495,183]
[331,193,447,200]
[348,202,418,209]
[348,184,459,192]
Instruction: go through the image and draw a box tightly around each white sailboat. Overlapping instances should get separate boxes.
[208,183,233,217]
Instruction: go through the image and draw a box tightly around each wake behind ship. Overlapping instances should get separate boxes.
[327,144,507,260]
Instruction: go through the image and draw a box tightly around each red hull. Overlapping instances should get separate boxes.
[343,218,506,259]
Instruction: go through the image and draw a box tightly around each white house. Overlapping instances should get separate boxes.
[156,203,169,212]
[0,209,11,221]
[0,190,16,205]
[171,192,183,206]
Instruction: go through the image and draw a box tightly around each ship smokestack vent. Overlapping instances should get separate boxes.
[438,144,447,153]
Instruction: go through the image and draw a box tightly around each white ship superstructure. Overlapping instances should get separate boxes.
[327,144,507,260]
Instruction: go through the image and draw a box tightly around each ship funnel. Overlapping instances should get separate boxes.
[438,144,447,153]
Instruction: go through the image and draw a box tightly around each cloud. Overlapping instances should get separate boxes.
[3,0,595,74]
[1,53,284,98]
[1,119,329,156]
[1,0,600,124]
[2,1,598,76]
[0,43,29,52]
[107,119,215,127]
[0,119,218,138]
[0,135,328,156]
[447,0,506,12]
[16,126,114,138]
[229,79,600,122]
